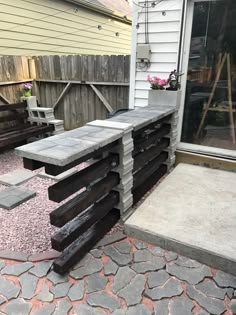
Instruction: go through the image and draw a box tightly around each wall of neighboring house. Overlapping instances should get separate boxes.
[129,0,182,108]
[0,0,131,56]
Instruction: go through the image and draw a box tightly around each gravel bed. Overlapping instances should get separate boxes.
[0,150,86,253]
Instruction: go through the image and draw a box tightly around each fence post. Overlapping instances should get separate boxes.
[87,120,134,220]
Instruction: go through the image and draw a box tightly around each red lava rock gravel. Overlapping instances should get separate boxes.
[0,150,87,254]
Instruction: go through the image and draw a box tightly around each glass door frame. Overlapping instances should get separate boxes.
[177,0,236,158]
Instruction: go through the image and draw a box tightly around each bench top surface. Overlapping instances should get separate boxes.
[15,105,175,167]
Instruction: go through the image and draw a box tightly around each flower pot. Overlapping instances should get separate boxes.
[23,90,32,97]
[148,89,182,108]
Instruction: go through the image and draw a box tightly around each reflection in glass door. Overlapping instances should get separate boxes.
[181,0,236,150]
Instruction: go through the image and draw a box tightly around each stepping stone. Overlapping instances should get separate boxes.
[47,271,68,285]
[148,247,165,256]
[148,270,170,289]
[104,259,119,276]
[186,284,226,315]
[169,297,194,315]
[175,256,202,268]
[145,278,183,300]
[29,261,52,278]
[32,304,56,315]
[96,232,126,247]
[91,249,103,258]
[165,251,178,262]
[195,312,210,315]
[74,304,106,315]
[114,242,132,254]
[70,258,103,280]
[118,274,146,306]
[112,310,127,315]
[0,186,36,210]
[111,266,136,293]
[0,296,7,306]
[37,282,53,302]
[87,273,108,293]
[132,257,165,274]
[134,240,148,250]
[196,280,228,300]
[214,270,236,288]
[127,305,153,315]
[154,300,169,315]
[19,273,38,300]
[72,253,92,270]
[1,262,34,276]
[0,169,35,186]
[87,291,120,312]
[1,298,32,315]
[50,282,72,298]
[37,168,77,181]
[0,260,5,270]
[104,245,132,266]
[166,263,212,285]
[229,300,236,314]
[0,277,20,300]
[68,280,85,301]
[54,300,72,315]
[134,249,152,262]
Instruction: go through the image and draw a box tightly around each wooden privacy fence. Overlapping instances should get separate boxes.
[0,55,130,130]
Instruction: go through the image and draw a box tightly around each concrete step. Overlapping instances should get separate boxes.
[125,163,236,276]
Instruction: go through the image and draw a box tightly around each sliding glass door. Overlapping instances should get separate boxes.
[181,0,236,151]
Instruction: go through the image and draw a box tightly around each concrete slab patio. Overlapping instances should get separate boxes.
[0,169,35,186]
[125,163,236,276]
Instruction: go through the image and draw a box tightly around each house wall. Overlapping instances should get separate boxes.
[129,0,183,108]
[0,0,131,56]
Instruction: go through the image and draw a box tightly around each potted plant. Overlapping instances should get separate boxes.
[22,82,33,97]
[147,70,183,108]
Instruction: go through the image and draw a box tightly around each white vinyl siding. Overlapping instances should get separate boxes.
[130,0,182,108]
[0,0,131,56]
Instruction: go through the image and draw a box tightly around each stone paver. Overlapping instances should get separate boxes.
[118,274,146,306]
[153,300,169,315]
[29,261,52,278]
[0,169,35,186]
[1,298,32,315]
[0,186,36,210]
[74,304,106,315]
[96,232,126,247]
[104,246,132,266]
[68,280,85,301]
[0,235,234,315]
[145,278,183,300]
[87,273,108,293]
[0,277,20,300]
[111,266,136,293]
[87,291,120,312]
[104,259,119,276]
[229,300,236,314]
[148,270,170,289]
[32,304,56,315]
[70,258,103,279]
[186,284,226,314]
[169,297,194,315]
[19,273,38,300]
[132,256,165,273]
[166,263,212,285]
[1,262,34,276]
[37,282,54,302]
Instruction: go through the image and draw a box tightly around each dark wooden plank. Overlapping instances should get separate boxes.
[44,141,118,176]
[48,154,119,203]
[0,112,27,123]
[50,172,120,227]
[133,115,172,137]
[133,165,167,205]
[133,138,170,173]
[133,124,171,156]
[0,124,28,136]
[53,208,120,274]
[23,158,45,171]
[0,124,54,148]
[133,152,168,190]
[0,102,27,112]
[51,191,119,251]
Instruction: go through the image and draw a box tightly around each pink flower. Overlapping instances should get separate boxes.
[147,75,151,81]
[159,79,167,86]
[153,76,160,81]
